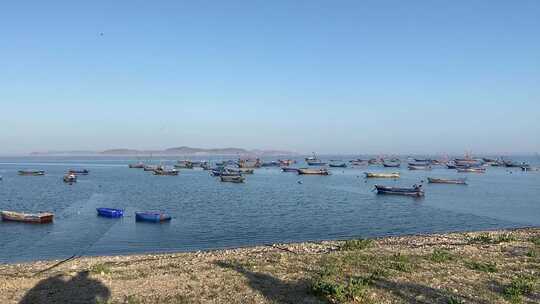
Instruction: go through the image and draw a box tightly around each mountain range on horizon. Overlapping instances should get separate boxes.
[29,146,297,156]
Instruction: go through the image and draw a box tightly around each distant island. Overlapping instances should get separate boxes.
[30,146,297,156]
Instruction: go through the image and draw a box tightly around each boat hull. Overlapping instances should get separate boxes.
[298,168,329,175]
[97,208,124,218]
[374,185,424,197]
[1,211,54,224]
[365,172,400,178]
[135,212,171,223]
[427,178,467,185]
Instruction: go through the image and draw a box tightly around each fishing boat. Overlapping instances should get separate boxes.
[135,211,172,223]
[68,169,89,175]
[281,167,299,173]
[329,162,347,168]
[153,168,179,176]
[305,153,327,166]
[261,161,280,167]
[174,160,194,169]
[220,175,245,183]
[238,158,261,168]
[128,162,145,169]
[18,170,45,176]
[368,158,381,165]
[1,211,54,223]
[143,165,159,171]
[382,161,401,168]
[297,168,330,175]
[504,160,529,168]
[365,172,400,178]
[279,159,296,166]
[63,173,77,183]
[457,167,486,173]
[408,164,432,170]
[374,185,424,197]
[350,160,368,166]
[427,177,467,185]
[96,208,124,218]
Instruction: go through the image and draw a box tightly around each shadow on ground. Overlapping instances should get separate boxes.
[19,271,110,304]
[215,260,321,304]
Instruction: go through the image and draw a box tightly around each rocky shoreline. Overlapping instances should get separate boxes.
[1,227,539,303]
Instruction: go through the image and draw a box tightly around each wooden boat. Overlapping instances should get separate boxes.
[457,167,486,173]
[365,172,400,178]
[305,154,326,166]
[96,208,124,218]
[238,158,261,168]
[383,162,401,168]
[297,168,329,175]
[329,163,347,168]
[374,185,424,197]
[220,175,245,183]
[153,168,179,176]
[427,177,467,185]
[174,160,194,169]
[18,170,45,176]
[68,169,89,175]
[63,173,77,183]
[368,158,381,165]
[128,162,145,168]
[135,211,171,223]
[1,211,54,223]
[279,159,296,166]
[408,165,431,170]
[143,165,159,171]
[281,167,299,173]
[350,160,368,166]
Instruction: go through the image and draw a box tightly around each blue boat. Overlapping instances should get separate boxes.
[135,211,172,223]
[96,208,124,218]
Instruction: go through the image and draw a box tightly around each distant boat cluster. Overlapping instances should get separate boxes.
[1,153,537,225]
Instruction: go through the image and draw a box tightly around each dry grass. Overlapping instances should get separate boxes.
[0,228,539,303]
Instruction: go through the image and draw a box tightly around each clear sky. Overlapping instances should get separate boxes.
[1,1,539,155]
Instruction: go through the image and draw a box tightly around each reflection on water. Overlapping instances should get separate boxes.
[1,156,539,263]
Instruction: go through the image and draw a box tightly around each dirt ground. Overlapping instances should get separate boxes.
[1,228,539,304]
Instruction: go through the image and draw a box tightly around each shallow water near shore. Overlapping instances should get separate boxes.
[1,156,539,263]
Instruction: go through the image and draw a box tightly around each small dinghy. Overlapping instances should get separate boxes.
[281,167,299,173]
[365,172,400,178]
[1,211,54,223]
[135,211,172,223]
[427,177,467,185]
[18,170,45,176]
[382,162,401,168]
[153,168,179,176]
[408,165,432,170]
[329,163,347,168]
[68,169,89,175]
[297,168,330,175]
[220,175,245,183]
[457,167,486,173]
[97,208,124,218]
[63,173,77,183]
[374,184,424,197]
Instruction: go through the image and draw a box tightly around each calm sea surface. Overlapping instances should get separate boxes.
[1,156,539,263]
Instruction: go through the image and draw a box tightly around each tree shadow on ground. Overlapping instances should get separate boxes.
[372,278,492,304]
[215,260,322,304]
[19,271,110,304]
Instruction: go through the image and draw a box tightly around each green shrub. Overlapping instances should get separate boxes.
[91,263,112,275]
[341,239,373,251]
[529,236,540,246]
[465,261,497,273]
[503,275,536,303]
[467,233,494,244]
[430,249,453,263]
[496,233,516,243]
[447,296,465,304]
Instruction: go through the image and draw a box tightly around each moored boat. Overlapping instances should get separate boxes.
[279,159,296,166]
[1,211,54,223]
[382,162,401,168]
[63,173,77,183]
[143,165,159,171]
[18,170,45,176]
[329,162,347,168]
[365,172,400,178]
[305,153,326,166]
[220,175,245,183]
[427,177,467,185]
[238,158,261,168]
[135,211,171,223]
[153,168,179,176]
[68,169,89,175]
[297,168,329,175]
[174,160,194,169]
[408,164,432,170]
[128,162,145,169]
[281,167,299,173]
[96,208,124,218]
[457,167,486,173]
[374,185,424,197]
[261,161,280,167]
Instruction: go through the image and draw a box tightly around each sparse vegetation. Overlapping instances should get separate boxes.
[341,238,373,251]
[447,296,465,304]
[465,261,497,273]
[529,235,540,246]
[430,249,454,263]
[91,263,112,275]
[503,275,537,303]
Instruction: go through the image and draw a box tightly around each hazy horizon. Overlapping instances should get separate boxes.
[2,1,539,155]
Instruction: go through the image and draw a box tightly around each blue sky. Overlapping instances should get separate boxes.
[1,1,539,155]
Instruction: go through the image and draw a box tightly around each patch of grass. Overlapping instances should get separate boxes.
[447,296,465,304]
[123,295,142,304]
[341,239,373,251]
[430,249,454,263]
[91,263,112,275]
[369,268,390,280]
[529,236,540,246]
[467,233,494,244]
[496,233,516,243]
[311,276,371,302]
[526,249,537,258]
[503,275,537,304]
[465,261,497,273]
[387,253,413,272]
